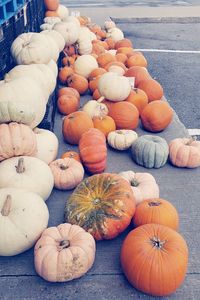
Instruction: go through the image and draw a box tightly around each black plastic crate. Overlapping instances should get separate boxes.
[38,92,57,131]
[36,6,44,32]
[13,8,24,35]
[26,0,36,31]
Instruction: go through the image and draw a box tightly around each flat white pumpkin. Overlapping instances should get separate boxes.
[40,23,54,31]
[98,72,131,101]
[11,32,52,65]
[0,156,54,201]
[0,77,46,128]
[46,59,58,79]
[106,27,124,42]
[33,128,58,164]
[42,34,59,62]
[43,17,61,25]
[0,188,49,256]
[41,30,65,52]
[57,5,69,21]
[107,130,138,150]
[53,22,80,46]
[77,37,92,55]
[74,55,98,78]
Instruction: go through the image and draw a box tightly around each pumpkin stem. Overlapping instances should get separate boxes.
[1,195,12,216]
[59,240,70,249]
[150,237,166,249]
[59,163,69,170]
[4,73,11,82]
[97,96,105,103]
[148,201,161,207]
[15,158,25,174]
[130,179,139,187]
[187,136,197,145]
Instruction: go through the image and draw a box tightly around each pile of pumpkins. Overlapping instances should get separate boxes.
[0,0,198,297]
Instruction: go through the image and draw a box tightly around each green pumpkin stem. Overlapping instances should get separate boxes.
[130,179,139,187]
[16,158,25,174]
[1,195,12,216]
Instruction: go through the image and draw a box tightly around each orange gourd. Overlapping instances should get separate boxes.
[97,53,116,68]
[88,68,107,81]
[105,38,116,50]
[67,74,88,95]
[125,66,151,87]
[126,52,148,68]
[58,66,74,84]
[58,87,80,100]
[115,53,127,64]
[125,89,148,115]
[89,75,102,93]
[116,47,135,57]
[57,95,80,115]
[93,116,116,137]
[138,79,164,102]
[115,38,133,49]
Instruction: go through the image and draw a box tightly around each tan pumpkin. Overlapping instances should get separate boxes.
[62,111,94,145]
[67,74,88,95]
[0,123,37,161]
[34,223,96,282]
[93,115,116,137]
[49,158,84,190]
[169,137,200,168]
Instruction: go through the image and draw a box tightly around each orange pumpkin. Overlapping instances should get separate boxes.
[88,68,107,81]
[138,79,164,102]
[93,89,102,100]
[102,99,115,112]
[104,61,127,72]
[115,38,133,49]
[93,116,116,137]
[115,53,127,64]
[62,111,94,145]
[61,151,81,162]
[58,67,74,84]
[45,10,59,17]
[92,43,105,56]
[62,56,76,67]
[125,66,151,87]
[133,198,179,230]
[63,45,77,57]
[126,52,148,68]
[77,16,91,26]
[65,173,136,240]
[67,74,88,95]
[79,128,107,174]
[97,53,116,68]
[109,102,139,130]
[116,47,135,57]
[125,89,148,115]
[57,95,80,115]
[121,223,188,296]
[44,0,59,10]
[105,38,116,50]
[89,75,102,93]
[141,100,173,132]
[58,87,80,100]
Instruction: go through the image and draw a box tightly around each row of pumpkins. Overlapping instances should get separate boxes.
[0,0,193,297]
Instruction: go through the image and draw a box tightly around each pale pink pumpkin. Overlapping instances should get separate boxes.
[34,223,96,282]
[119,171,159,205]
[0,122,37,161]
[49,158,84,190]
[169,137,200,168]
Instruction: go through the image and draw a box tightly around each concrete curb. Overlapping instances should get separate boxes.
[112,16,200,23]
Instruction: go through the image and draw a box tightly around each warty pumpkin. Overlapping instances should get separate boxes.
[65,173,136,240]
[79,128,107,174]
[121,223,188,296]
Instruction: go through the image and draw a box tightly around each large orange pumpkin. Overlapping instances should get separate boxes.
[109,102,139,130]
[67,74,88,95]
[62,111,94,145]
[89,76,102,93]
[141,100,173,132]
[125,66,151,87]
[44,0,59,11]
[115,38,133,49]
[115,53,127,64]
[58,87,80,100]
[121,223,188,296]
[79,128,107,174]
[138,79,164,102]
[93,116,116,137]
[116,47,135,57]
[133,198,179,230]
[97,53,116,68]
[125,89,148,115]
[126,52,148,68]
[57,95,80,115]
[58,67,74,84]
[88,68,106,81]
[65,173,136,240]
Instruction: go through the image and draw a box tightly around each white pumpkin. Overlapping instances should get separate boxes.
[40,23,54,31]
[0,101,35,126]
[11,32,52,65]
[119,171,159,205]
[57,5,69,21]
[108,49,117,56]
[46,60,58,80]
[0,156,54,201]
[104,20,116,31]
[77,37,92,55]
[107,130,138,150]
[7,65,50,101]
[41,30,65,52]
[66,16,81,27]
[0,77,46,128]
[33,128,58,164]
[53,22,80,46]
[41,34,59,62]
[79,26,96,41]
[74,55,98,78]
[106,27,124,42]
[98,72,131,101]
[0,188,49,256]
[108,65,125,76]
[82,98,108,119]
[43,17,61,25]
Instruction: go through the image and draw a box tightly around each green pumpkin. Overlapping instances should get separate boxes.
[131,135,169,168]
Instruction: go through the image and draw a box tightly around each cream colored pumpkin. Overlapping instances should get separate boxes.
[0,188,49,256]
[119,171,159,205]
[74,55,98,78]
[107,130,138,150]
[0,123,37,161]
[11,32,52,65]
[98,72,131,101]
[33,128,58,164]
[108,65,125,76]
[0,156,54,201]
[77,37,92,55]
[104,20,116,30]
[66,16,81,27]
[46,60,58,81]
[53,22,80,46]
[57,5,69,20]
[108,49,117,56]
[43,17,61,25]
[82,98,108,119]
[79,26,96,41]
[106,27,124,42]
[34,223,95,282]
[0,77,46,128]
[40,23,54,31]
[0,101,35,126]
[41,34,59,62]
[40,30,65,52]
[49,158,84,190]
